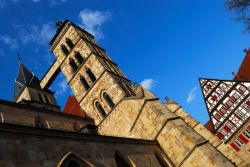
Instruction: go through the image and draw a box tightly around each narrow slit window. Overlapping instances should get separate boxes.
[61,44,69,56]
[75,52,84,64]
[66,38,74,49]
[86,68,96,82]
[95,101,106,117]
[103,92,115,109]
[69,58,78,73]
[80,76,90,90]
[44,94,50,104]
[38,93,44,103]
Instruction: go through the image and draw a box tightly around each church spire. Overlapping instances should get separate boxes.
[13,59,41,101]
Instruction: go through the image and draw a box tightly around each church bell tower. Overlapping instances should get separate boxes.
[49,20,135,124]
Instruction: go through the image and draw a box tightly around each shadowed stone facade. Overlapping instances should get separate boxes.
[0,19,248,166]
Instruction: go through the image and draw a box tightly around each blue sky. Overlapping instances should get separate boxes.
[0,0,249,124]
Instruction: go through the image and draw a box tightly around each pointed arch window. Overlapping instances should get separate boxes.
[103,92,115,109]
[69,58,78,73]
[61,44,69,56]
[86,68,96,82]
[66,38,74,49]
[95,101,106,117]
[80,76,90,90]
[114,151,134,167]
[56,152,93,167]
[75,52,84,65]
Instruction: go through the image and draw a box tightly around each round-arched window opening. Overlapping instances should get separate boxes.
[67,159,81,167]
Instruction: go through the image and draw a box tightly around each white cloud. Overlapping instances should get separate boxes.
[0,35,19,50]
[55,79,68,96]
[140,79,155,90]
[79,10,111,40]
[186,87,197,103]
[16,23,55,45]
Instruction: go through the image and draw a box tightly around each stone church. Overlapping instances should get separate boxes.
[0,19,249,167]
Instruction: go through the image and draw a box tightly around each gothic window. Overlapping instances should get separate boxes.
[114,151,133,167]
[66,38,74,49]
[155,151,170,167]
[69,58,78,73]
[95,101,106,117]
[103,92,115,109]
[38,93,45,103]
[80,76,90,90]
[56,152,93,167]
[86,68,96,82]
[44,94,50,104]
[75,52,84,65]
[34,116,47,129]
[61,44,69,56]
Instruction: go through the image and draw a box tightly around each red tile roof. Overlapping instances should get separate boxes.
[63,96,87,118]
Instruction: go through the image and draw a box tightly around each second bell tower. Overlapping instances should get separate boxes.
[50,20,135,124]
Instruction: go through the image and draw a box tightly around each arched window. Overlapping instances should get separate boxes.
[103,92,115,109]
[44,94,50,104]
[61,44,69,56]
[155,151,170,167]
[38,93,45,103]
[34,116,47,129]
[119,82,132,97]
[75,52,84,64]
[80,76,90,90]
[69,58,78,73]
[114,151,134,167]
[86,68,96,82]
[56,152,93,167]
[66,38,74,49]
[95,101,106,117]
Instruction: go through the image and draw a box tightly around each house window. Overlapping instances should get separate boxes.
[238,85,247,94]
[95,101,106,117]
[66,38,74,49]
[80,76,90,91]
[103,92,115,109]
[86,68,96,82]
[232,92,240,100]
[243,129,250,139]
[61,44,69,56]
[75,52,84,64]
[234,138,244,148]
[69,58,78,73]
